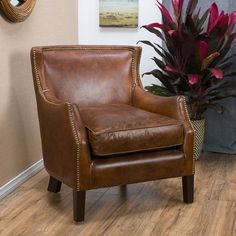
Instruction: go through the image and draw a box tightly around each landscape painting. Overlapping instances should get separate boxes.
[99,0,138,28]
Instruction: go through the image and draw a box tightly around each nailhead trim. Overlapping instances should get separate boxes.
[178,96,195,175]
[32,50,42,91]
[68,105,81,191]
[33,49,81,190]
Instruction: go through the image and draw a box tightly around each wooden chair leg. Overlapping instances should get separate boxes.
[120,185,127,190]
[73,190,86,222]
[47,176,62,193]
[182,175,194,204]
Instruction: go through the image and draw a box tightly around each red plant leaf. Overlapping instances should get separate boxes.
[172,0,183,15]
[165,65,178,73]
[156,0,173,23]
[209,68,223,79]
[229,11,236,25]
[207,3,219,33]
[188,74,199,85]
[227,33,236,45]
[228,11,236,32]
[217,12,229,27]
[215,12,229,36]
[197,40,209,61]
[146,22,166,31]
[168,30,178,36]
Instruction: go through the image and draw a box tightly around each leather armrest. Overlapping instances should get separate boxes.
[31,47,92,189]
[133,86,187,120]
[133,86,194,174]
[36,92,92,190]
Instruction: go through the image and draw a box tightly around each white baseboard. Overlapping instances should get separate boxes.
[0,159,44,200]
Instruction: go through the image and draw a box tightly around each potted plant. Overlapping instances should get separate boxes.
[139,0,236,159]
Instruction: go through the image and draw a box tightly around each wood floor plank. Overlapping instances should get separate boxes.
[1,153,236,236]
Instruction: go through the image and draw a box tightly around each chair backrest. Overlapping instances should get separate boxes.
[32,45,142,107]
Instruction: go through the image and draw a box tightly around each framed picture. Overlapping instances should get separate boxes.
[99,0,139,28]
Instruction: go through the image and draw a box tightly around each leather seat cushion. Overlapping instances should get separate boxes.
[80,104,184,156]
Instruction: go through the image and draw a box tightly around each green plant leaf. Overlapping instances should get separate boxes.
[154,43,177,66]
[223,72,236,78]
[207,103,225,114]
[138,40,166,60]
[142,69,177,93]
[217,61,232,71]
[145,84,174,96]
[186,0,199,16]
[185,14,198,34]
[219,53,236,65]
[164,34,176,56]
[152,57,165,70]
[196,9,209,30]
[138,40,175,66]
[141,26,165,41]
[218,44,231,61]
[207,81,236,93]
[207,87,236,101]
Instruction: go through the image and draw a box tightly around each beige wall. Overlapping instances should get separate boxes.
[0,0,78,186]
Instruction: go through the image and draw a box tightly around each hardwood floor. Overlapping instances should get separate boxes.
[1,152,236,236]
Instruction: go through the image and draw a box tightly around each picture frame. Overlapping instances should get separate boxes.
[99,0,139,28]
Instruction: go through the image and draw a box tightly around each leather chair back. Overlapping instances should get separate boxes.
[38,46,142,107]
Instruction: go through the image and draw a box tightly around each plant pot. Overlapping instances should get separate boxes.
[191,119,205,160]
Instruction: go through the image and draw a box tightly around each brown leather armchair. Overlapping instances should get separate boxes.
[31,45,195,222]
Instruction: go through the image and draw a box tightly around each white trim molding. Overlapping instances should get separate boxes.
[0,159,44,200]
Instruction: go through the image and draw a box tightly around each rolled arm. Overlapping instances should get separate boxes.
[133,87,187,120]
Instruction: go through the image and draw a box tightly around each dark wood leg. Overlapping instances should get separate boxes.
[73,190,86,222]
[182,175,194,204]
[119,185,127,200]
[120,185,127,190]
[47,176,62,193]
